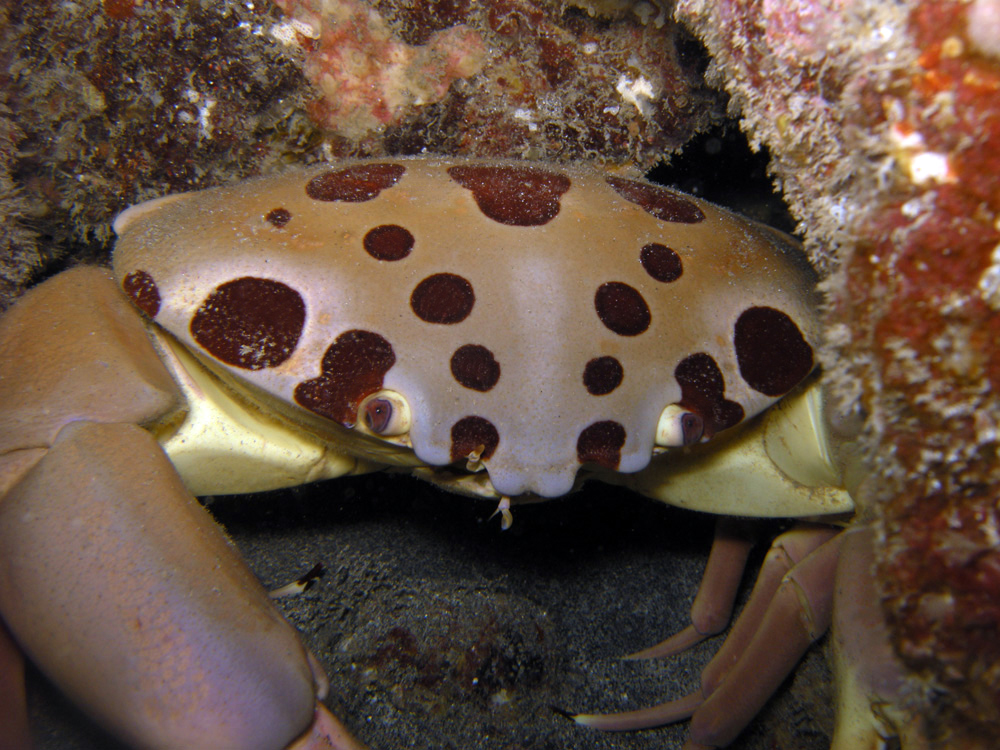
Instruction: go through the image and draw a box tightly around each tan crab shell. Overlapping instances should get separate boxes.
[113,157,821,499]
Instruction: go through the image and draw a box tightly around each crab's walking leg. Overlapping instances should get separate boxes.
[685,529,842,748]
[577,524,841,748]
[696,524,839,698]
[0,268,364,750]
[831,525,928,750]
[627,518,755,659]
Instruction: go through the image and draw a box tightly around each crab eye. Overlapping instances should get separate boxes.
[358,390,411,436]
[655,404,705,447]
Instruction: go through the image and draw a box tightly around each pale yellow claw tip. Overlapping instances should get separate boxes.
[622,623,705,660]
[286,704,368,750]
[571,690,704,731]
[306,649,330,702]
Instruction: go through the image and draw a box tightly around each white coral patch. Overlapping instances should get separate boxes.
[269,18,319,45]
[908,151,954,185]
[888,123,956,185]
[182,88,216,139]
[616,73,656,116]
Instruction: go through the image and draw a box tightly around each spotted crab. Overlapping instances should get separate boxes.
[0,157,907,749]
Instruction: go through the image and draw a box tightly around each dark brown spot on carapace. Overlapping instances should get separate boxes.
[577,420,626,469]
[363,224,414,261]
[606,176,706,224]
[450,416,500,462]
[294,330,396,425]
[306,163,406,202]
[122,270,161,318]
[583,356,624,395]
[190,277,305,370]
[448,165,571,226]
[594,282,651,336]
[411,273,475,324]
[734,307,814,396]
[451,344,501,391]
[265,208,292,228]
[640,243,683,282]
[674,353,744,437]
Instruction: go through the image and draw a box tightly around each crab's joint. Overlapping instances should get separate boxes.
[489,496,513,530]
[269,562,325,599]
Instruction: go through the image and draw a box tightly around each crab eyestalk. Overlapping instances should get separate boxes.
[357,389,411,437]
[655,403,705,447]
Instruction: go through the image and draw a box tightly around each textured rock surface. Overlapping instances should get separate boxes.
[677,1,1000,745]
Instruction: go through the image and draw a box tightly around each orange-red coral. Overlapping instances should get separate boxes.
[854,3,1000,743]
[678,0,1000,744]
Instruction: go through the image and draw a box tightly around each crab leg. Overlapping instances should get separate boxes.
[685,529,842,748]
[0,421,346,749]
[627,518,755,659]
[0,268,363,750]
[577,524,841,748]
[289,704,369,750]
[831,525,928,750]
[697,524,839,696]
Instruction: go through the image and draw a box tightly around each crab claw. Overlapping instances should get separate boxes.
[0,421,332,749]
[0,268,365,750]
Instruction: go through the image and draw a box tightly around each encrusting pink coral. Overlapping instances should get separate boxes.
[273,0,487,140]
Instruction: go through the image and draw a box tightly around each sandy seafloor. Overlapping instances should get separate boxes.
[27,470,834,750]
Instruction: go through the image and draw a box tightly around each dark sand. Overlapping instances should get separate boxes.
[29,472,833,750]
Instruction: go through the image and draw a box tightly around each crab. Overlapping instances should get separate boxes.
[0,157,909,749]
